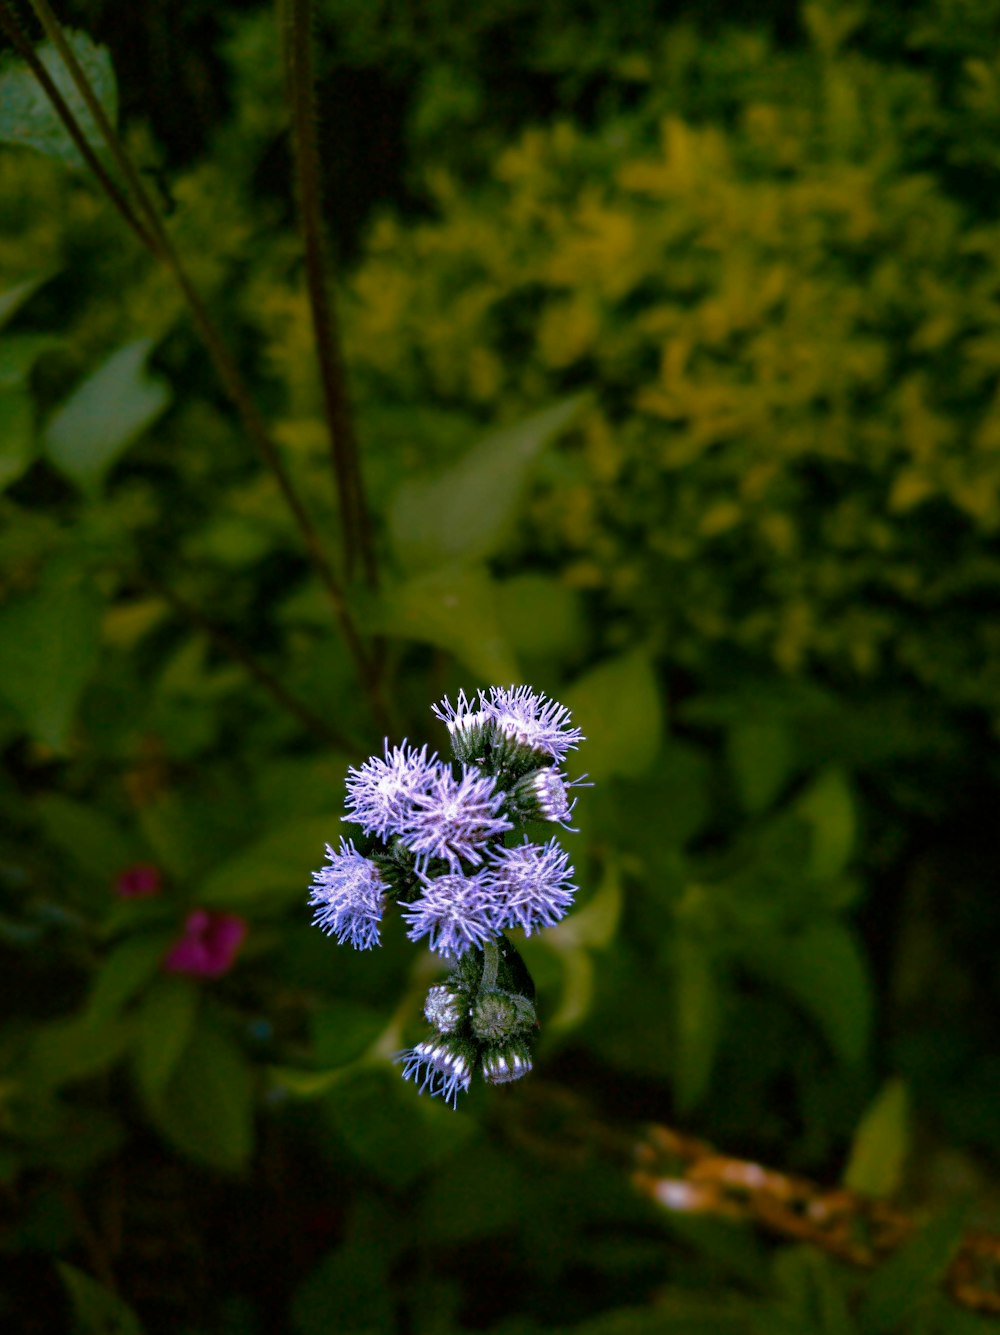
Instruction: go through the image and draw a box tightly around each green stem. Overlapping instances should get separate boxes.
[280,0,378,587]
[479,937,502,993]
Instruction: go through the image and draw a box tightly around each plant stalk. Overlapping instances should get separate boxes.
[280,0,378,587]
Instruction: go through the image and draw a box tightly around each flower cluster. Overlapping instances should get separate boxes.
[308,685,588,1107]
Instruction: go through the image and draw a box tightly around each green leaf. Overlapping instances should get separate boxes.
[373,564,519,682]
[496,573,585,659]
[672,934,722,1112]
[199,815,337,908]
[0,332,61,388]
[844,1078,910,1199]
[387,393,589,568]
[859,1202,969,1335]
[0,274,52,329]
[34,794,140,886]
[133,975,200,1101]
[85,932,173,1022]
[0,560,101,751]
[0,386,34,490]
[565,649,662,779]
[796,768,855,879]
[728,719,795,814]
[29,1011,132,1090]
[742,921,872,1065]
[150,1018,254,1172]
[311,1002,387,1067]
[0,32,118,170]
[57,1262,144,1335]
[44,338,170,493]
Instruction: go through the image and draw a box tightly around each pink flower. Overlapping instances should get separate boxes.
[114,863,162,899]
[163,909,247,978]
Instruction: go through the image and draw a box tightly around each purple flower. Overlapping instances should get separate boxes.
[400,765,512,867]
[518,767,588,830]
[344,740,442,839]
[164,909,247,978]
[398,1034,473,1108]
[483,686,583,763]
[487,837,576,936]
[114,862,162,899]
[309,838,385,950]
[431,688,491,738]
[401,869,497,956]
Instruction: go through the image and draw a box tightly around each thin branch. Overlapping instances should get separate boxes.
[141,571,360,753]
[280,0,378,587]
[0,0,157,252]
[23,0,390,729]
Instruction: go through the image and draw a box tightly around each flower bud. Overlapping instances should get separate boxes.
[481,1039,533,1086]
[471,988,537,1043]
[424,984,464,1035]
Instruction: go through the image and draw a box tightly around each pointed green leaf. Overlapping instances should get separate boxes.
[150,1018,254,1171]
[374,564,519,682]
[200,815,338,908]
[728,719,795,814]
[133,975,200,1101]
[673,934,721,1113]
[797,768,855,879]
[388,393,589,568]
[0,561,101,750]
[85,932,173,1022]
[44,338,170,493]
[860,1202,969,1335]
[0,274,53,328]
[565,649,662,779]
[0,32,118,170]
[743,921,872,1064]
[0,386,34,490]
[58,1262,144,1335]
[843,1078,910,1199]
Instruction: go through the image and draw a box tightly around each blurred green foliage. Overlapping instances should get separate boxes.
[1,0,1000,1332]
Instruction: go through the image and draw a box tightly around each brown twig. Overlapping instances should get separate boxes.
[141,571,360,753]
[24,0,388,730]
[280,0,377,588]
[0,0,156,251]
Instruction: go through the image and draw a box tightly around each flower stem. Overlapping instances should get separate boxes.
[279,0,378,588]
[22,0,390,731]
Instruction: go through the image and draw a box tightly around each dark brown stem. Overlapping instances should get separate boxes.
[24,0,389,728]
[0,0,156,252]
[280,0,378,587]
[141,571,360,752]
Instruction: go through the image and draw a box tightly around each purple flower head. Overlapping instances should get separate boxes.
[487,837,576,936]
[483,686,583,763]
[397,1034,474,1109]
[164,909,247,978]
[343,740,441,840]
[400,765,512,867]
[431,688,491,738]
[516,767,589,830]
[114,862,162,899]
[309,838,385,950]
[402,869,497,956]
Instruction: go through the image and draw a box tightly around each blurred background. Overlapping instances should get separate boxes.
[2,0,1000,1331]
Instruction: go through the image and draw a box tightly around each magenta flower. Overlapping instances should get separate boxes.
[114,863,162,899]
[163,909,247,978]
